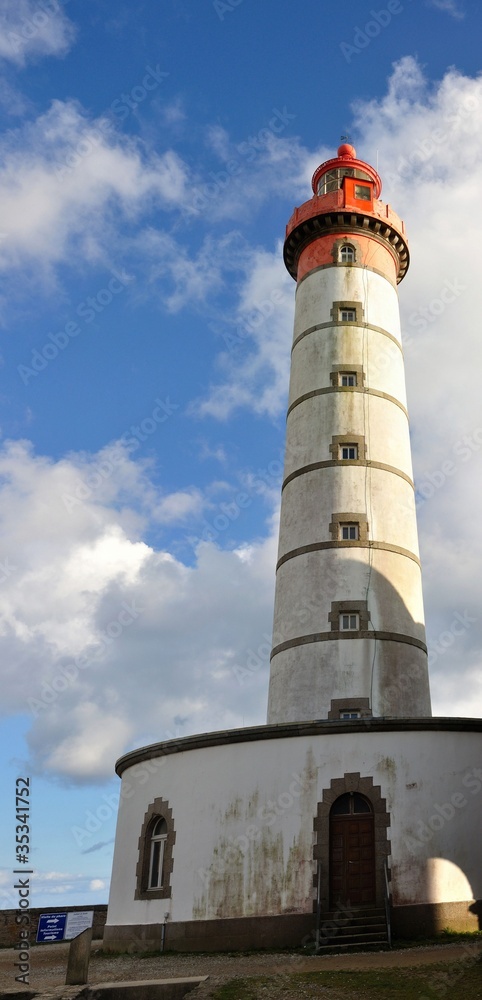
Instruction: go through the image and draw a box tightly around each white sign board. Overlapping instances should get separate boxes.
[64,910,94,940]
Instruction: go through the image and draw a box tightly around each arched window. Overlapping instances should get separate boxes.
[330,792,372,815]
[149,817,168,889]
[135,797,175,900]
[340,244,355,263]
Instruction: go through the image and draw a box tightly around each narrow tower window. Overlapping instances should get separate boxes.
[339,308,356,322]
[340,444,358,460]
[149,817,168,889]
[339,612,359,631]
[340,523,359,541]
[136,797,175,900]
[339,244,355,263]
[340,372,357,387]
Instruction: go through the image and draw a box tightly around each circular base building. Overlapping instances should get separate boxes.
[104,719,482,951]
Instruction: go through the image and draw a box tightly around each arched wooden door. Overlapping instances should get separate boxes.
[329,792,376,907]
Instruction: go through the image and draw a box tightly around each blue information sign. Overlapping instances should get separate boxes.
[36,912,67,943]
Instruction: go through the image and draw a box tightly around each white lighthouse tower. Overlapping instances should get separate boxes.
[268,142,432,724]
[105,145,481,954]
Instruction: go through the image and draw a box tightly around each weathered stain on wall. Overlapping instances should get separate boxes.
[193,749,318,920]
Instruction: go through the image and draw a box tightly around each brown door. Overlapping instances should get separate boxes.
[330,795,376,907]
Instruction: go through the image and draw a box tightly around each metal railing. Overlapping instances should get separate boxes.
[383,859,392,948]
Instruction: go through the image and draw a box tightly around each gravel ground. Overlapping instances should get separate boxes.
[1,939,480,1000]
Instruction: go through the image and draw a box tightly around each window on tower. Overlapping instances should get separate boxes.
[316,166,372,196]
[340,710,362,719]
[135,797,175,900]
[339,244,355,263]
[354,184,371,201]
[340,611,360,632]
[148,817,168,889]
[339,372,357,387]
[339,612,360,631]
[340,523,359,541]
[340,444,358,460]
[339,308,356,322]
[330,601,369,634]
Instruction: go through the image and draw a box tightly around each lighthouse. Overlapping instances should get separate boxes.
[268,143,432,724]
[104,145,481,954]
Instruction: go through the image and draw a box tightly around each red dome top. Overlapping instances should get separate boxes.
[337,143,356,158]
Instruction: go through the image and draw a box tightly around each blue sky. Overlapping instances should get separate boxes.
[1,0,482,909]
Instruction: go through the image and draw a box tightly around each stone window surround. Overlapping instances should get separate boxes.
[329,434,367,461]
[328,697,372,721]
[331,237,362,266]
[328,600,370,632]
[313,773,391,911]
[329,512,369,543]
[330,364,366,388]
[330,300,365,324]
[135,797,175,900]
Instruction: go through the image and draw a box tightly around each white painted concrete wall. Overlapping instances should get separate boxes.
[268,242,431,723]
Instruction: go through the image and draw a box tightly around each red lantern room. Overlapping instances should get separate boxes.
[284,143,409,286]
[311,143,382,200]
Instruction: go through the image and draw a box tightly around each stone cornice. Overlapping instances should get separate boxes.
[284,210,409,283]
[115,718,482,776]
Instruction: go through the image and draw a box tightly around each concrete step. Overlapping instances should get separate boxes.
[315,939,390,953]
[323,907,386,920]
[316,906,389,952]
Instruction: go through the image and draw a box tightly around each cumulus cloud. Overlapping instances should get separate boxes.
[340,58,482,712]
[189,245,294,420]
[186,58,482,717]
[182,123,312,224]
[0,0,77,66]
[0,99,190,277]
[2,58,482,790]
[89,878,106,891]
[0,439,276,782]
[0,867,109,905]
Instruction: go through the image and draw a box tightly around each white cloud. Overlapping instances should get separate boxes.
[192,244,295,419]
[2,59,482,788]
[139,228,229,313]
[0,100,190,278]
[189,58,482,717]
[0,75,30,116]
[427,0,465,18]
[153,489,204,523]
[0,867,109,905]
[341,58,482,716]
[0,0,77,66]
[183,128,312,225]
[0,439,276,782]
[90,878,106,892]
